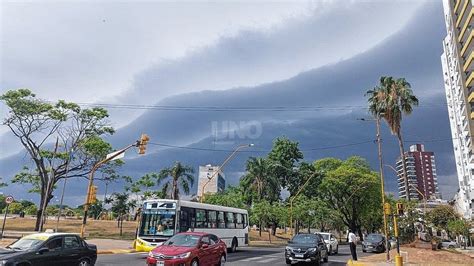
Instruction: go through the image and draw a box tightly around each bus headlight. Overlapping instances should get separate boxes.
[172,252,191,259]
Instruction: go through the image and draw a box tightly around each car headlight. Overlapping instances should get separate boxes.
[307,248,317,253]
[172,252,191,259]
[285,246,292,252]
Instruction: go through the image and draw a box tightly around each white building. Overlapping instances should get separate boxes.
[197,165,226,198]
[441,0,474,219]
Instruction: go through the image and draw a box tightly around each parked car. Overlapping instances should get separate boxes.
[146,232,227,266]
[362,233,388,253]
[315,232,338,255]
[0,232,97,266]
[388,237,397,250]
[285,233,328,265]
[440,240,459,249]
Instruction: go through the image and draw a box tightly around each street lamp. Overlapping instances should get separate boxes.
[358,115,390,261]
[56,148,75,231]
[289,170,318,237]
[200,143,254,203]
[384,164,427,215]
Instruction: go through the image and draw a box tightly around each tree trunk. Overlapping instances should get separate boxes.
[259,220,262,237]
[271,222,277,236]
[172,177,178,200]
[120,216,123,236]
[35,209,43,231]
[397,132,411,201]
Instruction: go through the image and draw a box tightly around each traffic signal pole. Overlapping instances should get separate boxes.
[80,135,148,238]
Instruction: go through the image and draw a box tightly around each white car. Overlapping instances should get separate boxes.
[316,232,338,255]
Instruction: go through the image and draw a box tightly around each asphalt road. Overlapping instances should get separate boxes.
[96,245,370,266]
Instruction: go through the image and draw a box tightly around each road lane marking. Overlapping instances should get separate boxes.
[258,257,280,263]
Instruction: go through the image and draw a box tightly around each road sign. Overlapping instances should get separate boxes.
[5,196,14,204]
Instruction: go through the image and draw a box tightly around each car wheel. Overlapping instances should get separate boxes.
[229,238,237,253]
[449,245,454,249]
[329,246,332,255]
[79,258,90,266]
[314,256,321,266]
[285,258,291,265]
[218,254,226,266]
[191,259,199,266]
[323,253,329,263]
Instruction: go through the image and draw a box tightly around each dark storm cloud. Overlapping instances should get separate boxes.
[1,1,454,206]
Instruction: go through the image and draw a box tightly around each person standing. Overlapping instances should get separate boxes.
[348,229,358,261]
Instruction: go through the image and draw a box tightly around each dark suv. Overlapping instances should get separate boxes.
[285,233,328,265]
[0,233,97,266]
[362,233,388,253]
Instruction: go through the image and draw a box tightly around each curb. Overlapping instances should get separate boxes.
[346,259,366,266]
[97,249,139,255]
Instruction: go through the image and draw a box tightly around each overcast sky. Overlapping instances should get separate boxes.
[0,0,453,206]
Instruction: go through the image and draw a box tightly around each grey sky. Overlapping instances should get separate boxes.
[0,0,452,206]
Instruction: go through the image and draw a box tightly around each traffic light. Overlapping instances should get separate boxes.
[383,202,391,215]
[396,202,404,216]
[88,185,97,204]
[138,134,150,155]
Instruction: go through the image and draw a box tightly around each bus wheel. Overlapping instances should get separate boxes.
[230,238,237,253]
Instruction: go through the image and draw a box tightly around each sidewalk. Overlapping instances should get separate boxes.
[352,247,474,265]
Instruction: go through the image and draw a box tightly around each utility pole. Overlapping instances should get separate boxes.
[375,116,390,261]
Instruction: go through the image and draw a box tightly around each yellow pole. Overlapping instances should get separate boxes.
[393,215,403,266]
[289,171,318,237]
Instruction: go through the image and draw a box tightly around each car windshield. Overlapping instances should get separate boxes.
[163,234,200,247]
[366,234,383,242]
[292,234,318,244]
[8,238,45,250]
[320,234,329,240]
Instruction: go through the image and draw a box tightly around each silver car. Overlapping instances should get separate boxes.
[440,240,459,249]
[315,232,338,255]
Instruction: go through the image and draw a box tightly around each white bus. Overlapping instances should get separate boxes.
[134,199,249,252]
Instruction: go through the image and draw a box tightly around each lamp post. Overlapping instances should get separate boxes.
[359,116,390,261]
[289,170,318,237]
[200,143,254,203]
[384,164,427,215]
[56,148,75,231]
[80,136,147,238]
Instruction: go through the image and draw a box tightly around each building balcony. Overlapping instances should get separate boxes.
[456,0,471,28]
[459,9,473,41]
[467,71,474,88]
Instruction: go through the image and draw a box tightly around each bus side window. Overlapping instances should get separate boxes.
[243,214,248,228]
[236,213,243,229]
[226,212,235,229]
[217,211,225,229]
[207,210,217,228]
[196,209,206,228]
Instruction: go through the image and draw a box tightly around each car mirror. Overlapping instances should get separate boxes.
[287,240,292,244]
[38,247,49,254]
[201,243,209,249]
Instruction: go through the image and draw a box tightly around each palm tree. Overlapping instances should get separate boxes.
[156,162,194,200]
[241,157,277,202]
[366,76,419,201]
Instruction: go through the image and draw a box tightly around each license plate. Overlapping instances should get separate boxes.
[295,254,304,258]
[156,261,164,266]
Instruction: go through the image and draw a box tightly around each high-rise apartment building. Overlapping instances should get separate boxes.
[197,165,226,198]
[397,144,440,201]
[441,0,474,219]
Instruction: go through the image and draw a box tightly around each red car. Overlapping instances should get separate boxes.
[146,232,227,266]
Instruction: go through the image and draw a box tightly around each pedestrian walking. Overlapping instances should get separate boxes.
[348,229,358,261]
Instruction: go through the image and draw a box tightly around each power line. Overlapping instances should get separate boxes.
[62,102,447,112]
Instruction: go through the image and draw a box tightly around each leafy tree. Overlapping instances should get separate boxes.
[4,202,23,214]
[240,157,279,203]
[1,89,115,231]
[251,201,275,237]
[25,205,38,215]
[320,156,381,239]
[447,219,470,248]
[426,205,459,233]
[0,177,7,188]
[366,77,419,200]
[156,162,194,200]
[202,186,246,209]
[267,137,303,195]
[106,192,135,236]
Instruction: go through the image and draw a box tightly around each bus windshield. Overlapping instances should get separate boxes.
[139,209,176,237]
